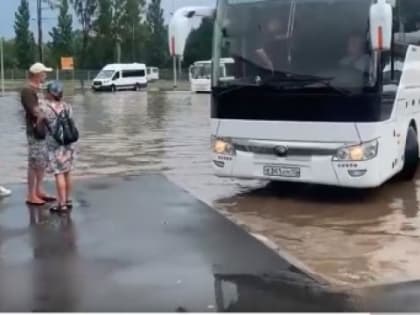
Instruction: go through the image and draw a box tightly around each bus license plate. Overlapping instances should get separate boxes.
[263,166,301,178]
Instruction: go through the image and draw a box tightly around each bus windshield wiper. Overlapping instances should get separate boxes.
[214,78,259,97]
[261,73,354,96]
[263,71,332,83]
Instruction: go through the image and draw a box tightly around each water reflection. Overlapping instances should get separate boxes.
[213,274,352,312]
[0,91,249,200]
[28,206,78,311]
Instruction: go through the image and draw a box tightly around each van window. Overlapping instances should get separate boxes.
[153,68,158,73]
[112,71,120,80]
[97,70,115,79]
[122,70,146,78]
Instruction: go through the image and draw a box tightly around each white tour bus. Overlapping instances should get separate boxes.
[147,67,160,81]
[92,63,148,92]
[189,58,235,93]
[171,0,420,188]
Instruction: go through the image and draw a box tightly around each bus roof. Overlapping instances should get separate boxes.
[193,58,234,65]
[194,60,212,65]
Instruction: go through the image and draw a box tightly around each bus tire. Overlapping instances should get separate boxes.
[401,126,419,180]
[135,83,141,91]
[111,85,116,92]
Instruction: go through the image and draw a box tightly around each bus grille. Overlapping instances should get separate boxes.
[233,144,337,157]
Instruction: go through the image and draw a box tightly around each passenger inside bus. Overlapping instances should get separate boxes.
[255,15,289,72]
[339,33,370,73]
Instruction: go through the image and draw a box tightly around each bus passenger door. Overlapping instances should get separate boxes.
[395,98,410,168]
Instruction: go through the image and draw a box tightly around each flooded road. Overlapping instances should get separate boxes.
[2,91,420,286]
[1,91,244,200]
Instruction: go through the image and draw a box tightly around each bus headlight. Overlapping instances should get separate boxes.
[211,136,236,156]
[333,139,378,161]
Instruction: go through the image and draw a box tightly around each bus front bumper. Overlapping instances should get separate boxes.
[212,147,386,189]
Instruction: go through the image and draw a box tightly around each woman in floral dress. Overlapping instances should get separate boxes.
[41,81,77,213]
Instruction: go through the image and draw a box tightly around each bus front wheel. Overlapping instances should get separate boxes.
[401,126,419,180]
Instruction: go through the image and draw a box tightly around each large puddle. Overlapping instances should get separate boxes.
[2,91,420,286]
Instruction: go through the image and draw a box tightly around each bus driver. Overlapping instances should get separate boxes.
[339,33,370,73]
[255,16,289,73]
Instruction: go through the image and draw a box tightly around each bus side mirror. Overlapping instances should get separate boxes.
[370,0,393,51]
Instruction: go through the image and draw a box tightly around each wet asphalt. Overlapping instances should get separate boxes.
[0,175,419,311]
[0,175,345,312]
[1,90,420,310]
[1,175,420,311]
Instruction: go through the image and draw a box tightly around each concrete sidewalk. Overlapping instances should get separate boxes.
[0,174,418,311]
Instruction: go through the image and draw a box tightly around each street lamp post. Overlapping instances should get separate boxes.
[34,1,57,63]
[1,37,5,97]
[37,0,43,62]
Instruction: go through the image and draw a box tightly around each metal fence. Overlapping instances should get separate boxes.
[2,68,189,82]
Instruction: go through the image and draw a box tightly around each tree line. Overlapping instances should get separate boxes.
[183,16,214,68]
[9,0,169,70]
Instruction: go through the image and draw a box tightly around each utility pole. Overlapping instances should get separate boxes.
[37,0,43,62]
[173,55,177,88]
[132,22,135,62]
[178,57,182,80]
[171,0,177,88]
[116,35,122,63]
[1,37,5,97]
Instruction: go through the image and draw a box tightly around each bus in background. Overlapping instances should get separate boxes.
[189,60,212,93]
[189,58,235,93]
[171,0,420,188]
[92,63,147,92]
[147,67,160,81]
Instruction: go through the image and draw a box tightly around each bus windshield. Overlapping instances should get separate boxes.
[213,0,375,92]
[191,63,212,79]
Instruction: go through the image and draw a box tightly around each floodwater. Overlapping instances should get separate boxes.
[2,90,420,286]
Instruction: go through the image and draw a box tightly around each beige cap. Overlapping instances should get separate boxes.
[29,62,53,74]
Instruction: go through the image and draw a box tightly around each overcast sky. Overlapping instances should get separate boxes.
[0,0,215,39]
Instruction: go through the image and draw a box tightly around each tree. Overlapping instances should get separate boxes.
[14,0,35,69]
[2,39,18,69]
[70,0,97,68]
[184,17,214,67]
[90,0,115,67]
[89,0,148,67]
[146,0,168,67]
[119,0,148,63]
[72,29,84,63]
[49,0,73,67]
